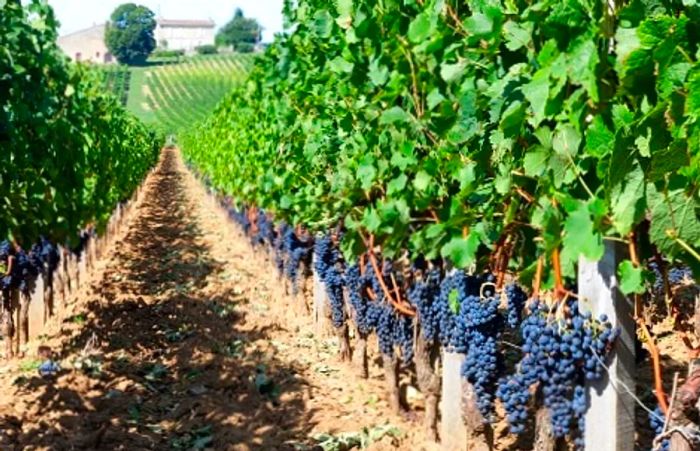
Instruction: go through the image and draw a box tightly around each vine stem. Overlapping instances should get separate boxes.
[366,236,416,317]
[551,247,566,301]
[673,237,700,264]
[639,321,669,414]
[389,273,402,305]
[661,372,679,436]
[515,187,534,203]
[397,36,423,119]
[532,256,544,300]
[630,231,669,414]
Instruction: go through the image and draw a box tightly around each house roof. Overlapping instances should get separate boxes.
[157,19,215,28]
[58,23,106,40]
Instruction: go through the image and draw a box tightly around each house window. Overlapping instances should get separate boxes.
[96,51,100,58]
[75,52,81,61]
[104,53,113,63]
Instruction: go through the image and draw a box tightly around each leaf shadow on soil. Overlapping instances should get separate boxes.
[0,150,320,450]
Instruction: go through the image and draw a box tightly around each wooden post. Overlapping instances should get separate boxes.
[28,274,45,337]
[415,334,440,442]
[579,241,635,451]
[312,262,333,338]
[441,351,468,451]
[78,252,87,289]
[462,382,492,450]
[668,360,700,451]
[694,294,700,339]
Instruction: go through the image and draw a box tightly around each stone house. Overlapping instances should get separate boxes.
[155,18,216,53]
[57,24,114,64]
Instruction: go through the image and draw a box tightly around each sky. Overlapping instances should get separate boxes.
[48,0,285,42]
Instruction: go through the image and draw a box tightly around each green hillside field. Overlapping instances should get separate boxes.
[126,54,255,134]
[100,65,131,106]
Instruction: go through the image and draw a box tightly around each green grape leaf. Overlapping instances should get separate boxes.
[523,148,549,177]
[313,10,334,38]
[614,27,640,72]
[408,13,432,43]
[567,37,599,102]
[329,56,354,73]
[447,118,478,144]
[413,170,432,192]
[552,124,581,157]
[618,260,646,295]
[563,201,604,262]
[426,89,445,110]
[448,289,460,314]
[648,187,700,257]
[379,107,411,125]
[464,13,493,37]
[426,223,445,239]
[357,156,377,190]
[362,208,381,232]
[649,140,690,180]
[522,68,550,126]
[440,60,466,83]
[335,0,353,28]
[585,116,614,158]
[390,142,417,170]
[610,163,645,235]
[499,100,525,136]
[387,174,407,195]
[457,162,476,192]
[368,59,389,86]
[503,20,531,51]
[441,234,480,268]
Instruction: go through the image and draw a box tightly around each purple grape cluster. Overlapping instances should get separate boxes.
[505,283,527,328]
[272,222,289,277]
[282,226,313,294]
[375,302,396,356]
[435,271,488,350]
[650,261,695,294]
[0,238,60,295]
[496,299,620,445]
[38,236,60,273]
[253,210,275,246]
[0,240,16,291]
[344,259,415,362]
[345,263,375,335]
[70,228,95,256]
[455,291,504,418]
[407,267,441,341]
[435,273,461,350]
[15,250,40,294]
[229,207,251,234]
[313,234,345,327]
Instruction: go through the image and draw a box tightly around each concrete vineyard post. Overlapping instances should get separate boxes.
[578,242,635,451]
[441,351,468,451]
[312,258,333,338]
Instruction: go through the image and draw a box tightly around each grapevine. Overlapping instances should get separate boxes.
[1,1,160,249]
[178,0,700,447]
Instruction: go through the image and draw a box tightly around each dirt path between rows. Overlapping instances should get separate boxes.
[0,149,425,450]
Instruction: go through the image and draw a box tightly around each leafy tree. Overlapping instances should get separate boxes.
[105,3,156,65]
[216,8,262,52]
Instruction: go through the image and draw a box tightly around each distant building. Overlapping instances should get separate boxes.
[155,18,216,53]
[57,24,114,64]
